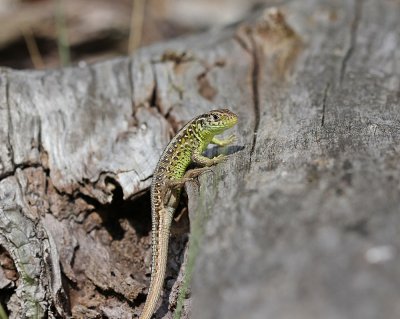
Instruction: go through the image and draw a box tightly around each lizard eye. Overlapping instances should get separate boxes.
[211,114,220,121]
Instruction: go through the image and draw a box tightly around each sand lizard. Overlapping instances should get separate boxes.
[139,109,238,319]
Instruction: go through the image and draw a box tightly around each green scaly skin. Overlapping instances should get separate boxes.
[139,109,238,319]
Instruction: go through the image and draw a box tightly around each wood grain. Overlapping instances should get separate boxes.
[0,0,399,318]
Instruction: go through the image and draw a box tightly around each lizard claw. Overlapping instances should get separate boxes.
[225,134,236,145]
[212,154,228,164]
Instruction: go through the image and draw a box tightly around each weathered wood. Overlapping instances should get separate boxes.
[0,0,399,318]
[189,1,400,319]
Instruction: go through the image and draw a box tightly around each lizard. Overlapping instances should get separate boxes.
[139,109,238,319]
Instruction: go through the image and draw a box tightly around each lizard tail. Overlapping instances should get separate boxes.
[139,209,174,319]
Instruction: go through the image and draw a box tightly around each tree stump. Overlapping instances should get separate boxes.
[0,0,399,318]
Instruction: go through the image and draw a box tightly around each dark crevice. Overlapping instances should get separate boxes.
[233,32,260,165]
[73,191,102,210]
[140,174,153,184]
[69,33,124,58]
[149,63,160,112]
[321,83,330,127]
[134,292,147,307]
[104,176,124,204]
[128,58,135,116]
[0,285,14,318]
[339,0,362,84]
[0,36,55,69]
[44,168,50,197]
[44,169,152,237]
[248,34,261,159]
[37,117,43,158]
[149,81,158,110]
[73,177,152,239]
[5,74,15,169]
[0,163,43,182]
[68,241,79,274]
[164,106,181,134]
[94,284,143,309]
[233,34,251,54]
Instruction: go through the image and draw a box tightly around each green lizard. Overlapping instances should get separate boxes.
[139,109,238,319]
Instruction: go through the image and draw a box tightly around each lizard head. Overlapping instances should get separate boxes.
[197,109,238,135]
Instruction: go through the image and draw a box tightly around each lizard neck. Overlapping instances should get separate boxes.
[193,123,213,152]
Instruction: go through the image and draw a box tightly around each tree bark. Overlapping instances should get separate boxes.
[0,0,399,318]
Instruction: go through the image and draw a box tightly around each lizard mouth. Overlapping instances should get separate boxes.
[228,114,238,127]
[223,111,238,129]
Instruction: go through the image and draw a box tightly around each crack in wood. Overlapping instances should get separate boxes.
[339,0,363,84]
[93,284,143,309]
[249,33,261,159]
[321,83,330,127]
[233,31,261,162]
[128,58,135,115]
[0,163,43,182]
[149,63,160,112]
[233,34,251,54]
[5,74,14,170]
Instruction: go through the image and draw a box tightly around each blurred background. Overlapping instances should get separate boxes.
[0,0,271,69]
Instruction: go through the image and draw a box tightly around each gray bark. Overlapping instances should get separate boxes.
[0,0,399,318]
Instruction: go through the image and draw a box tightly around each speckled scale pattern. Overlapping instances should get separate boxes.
[140,109,238,319]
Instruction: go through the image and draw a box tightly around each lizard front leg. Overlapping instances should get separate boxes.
[191,149,228,167]
[165,151,224,192]
[211,134,236,146]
